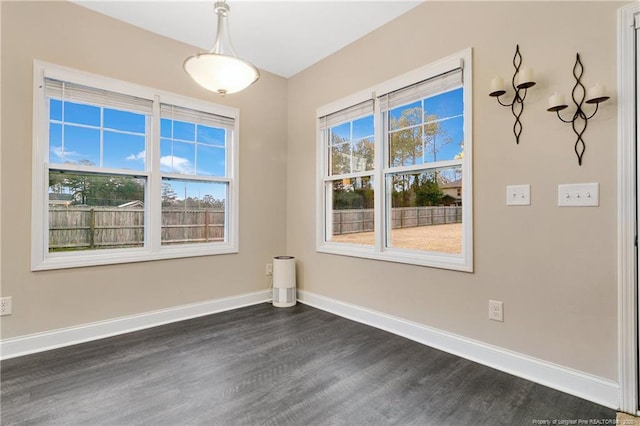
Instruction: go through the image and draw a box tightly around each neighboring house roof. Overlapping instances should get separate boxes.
[440,179,462,189]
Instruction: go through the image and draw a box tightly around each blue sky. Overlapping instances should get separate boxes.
[49,99,228,201]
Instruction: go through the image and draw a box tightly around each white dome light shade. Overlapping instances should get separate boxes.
[184,53,259,95]
[184,1,260,96]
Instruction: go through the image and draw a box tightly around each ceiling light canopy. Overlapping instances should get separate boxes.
[184,1,259,95]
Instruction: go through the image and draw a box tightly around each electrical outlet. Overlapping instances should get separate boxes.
[1,297,12,316]
[489,300,503,322]
[266,263,273,276]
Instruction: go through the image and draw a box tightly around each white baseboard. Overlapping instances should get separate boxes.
[0,290,270,360]
[297,289,620,410]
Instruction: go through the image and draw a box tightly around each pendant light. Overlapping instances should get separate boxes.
[184,1,260,95]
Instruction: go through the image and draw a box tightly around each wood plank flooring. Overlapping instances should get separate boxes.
[1,303,616,425]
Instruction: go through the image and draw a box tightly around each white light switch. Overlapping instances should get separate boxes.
[557,183,599,207]
[506,184,531,206]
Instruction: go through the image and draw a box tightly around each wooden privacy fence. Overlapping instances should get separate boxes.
[332,206,462,235]
[49,207,225,251]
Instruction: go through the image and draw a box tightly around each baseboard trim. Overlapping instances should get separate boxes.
[297,289,620,410]
[0,290,270,360]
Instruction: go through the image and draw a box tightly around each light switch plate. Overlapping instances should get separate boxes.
[557,183,599,207]
[506,184,531,206]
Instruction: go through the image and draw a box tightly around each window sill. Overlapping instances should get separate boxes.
[32,243,238,271]
[317,242,473,273]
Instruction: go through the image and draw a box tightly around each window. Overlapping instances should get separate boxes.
[317,49,473,271]
[32,61,239,270]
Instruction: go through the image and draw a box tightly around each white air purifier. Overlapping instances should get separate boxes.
[272,256,296,308]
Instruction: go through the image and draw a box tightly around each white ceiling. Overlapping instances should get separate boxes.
[73,1,423,78]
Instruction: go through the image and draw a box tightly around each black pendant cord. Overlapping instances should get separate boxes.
[490,45,535,145]
[548,53,608,166]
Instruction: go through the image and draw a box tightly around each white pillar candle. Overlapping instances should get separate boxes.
[517,66,534,86]
[587,83,606,101]
[548,92,566,109]
[490,77,505,93]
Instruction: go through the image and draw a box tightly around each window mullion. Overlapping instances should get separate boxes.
[324,181,333,242]
[148,95,162,253]
[99,108,104,167]
[374,99,385,252]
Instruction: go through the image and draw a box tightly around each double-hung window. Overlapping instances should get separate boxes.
[317,49,472,271]
[32,61,239,270]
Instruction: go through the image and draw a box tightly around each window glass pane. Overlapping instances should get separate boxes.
[328,114,375,175]
[352,116,374,139]
[162,117,228,178]
[351,138,374,172]
[197,125,226,147]
[196,145,226,176]
[49,123,63,163]
[423,88,463,122]
[422,116,464,163]
[160,138,173,173]
[104,131,145,171]
[330,142,352,175]
[389,126,423,167]
[161,179,227,245]
[386,166,462,254]
[166,141,195,175]
[389,100,421,131]
[422,87,464,163]
[173,120,195,141]
[48,171,145,252]
[64,101,100,126]
[160,118,172,138]
[330,122,350,144]
[328,176,374,246]
[104,108,146,133]
[50,99,62,121]
[63,125,100,166]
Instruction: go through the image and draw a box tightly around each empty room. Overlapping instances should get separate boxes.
[1,0,639,424]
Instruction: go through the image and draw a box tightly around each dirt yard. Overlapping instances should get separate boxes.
[331,223,462,254]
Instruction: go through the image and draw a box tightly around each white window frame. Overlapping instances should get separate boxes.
[31,61,240,271]
[316,49,473,272]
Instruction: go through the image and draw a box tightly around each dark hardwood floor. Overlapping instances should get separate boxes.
[1,303,615,425]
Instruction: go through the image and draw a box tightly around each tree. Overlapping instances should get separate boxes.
[424,114,453,163]
[389,107,422,167]
[413,173,443,206]
[330,135,352,175]
[48,160,144,207]
[389,108,455,166]
[161,182,178,207]
[352,138,374,172]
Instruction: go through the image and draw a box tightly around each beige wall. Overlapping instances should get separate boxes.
[0,2,288,338]
[287,1,623,380]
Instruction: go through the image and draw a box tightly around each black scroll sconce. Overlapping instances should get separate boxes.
[489,45,536,144]
[546,53,609,166]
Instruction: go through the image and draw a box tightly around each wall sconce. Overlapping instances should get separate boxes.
[546,53,609,166]
[489,45,536,144]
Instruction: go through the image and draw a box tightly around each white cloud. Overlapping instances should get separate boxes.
[126,150,145,161]
[51,147,64,160]
[51,147,82,161]
[160,155,193,175]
